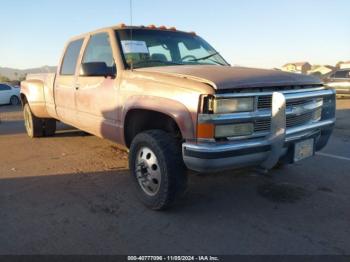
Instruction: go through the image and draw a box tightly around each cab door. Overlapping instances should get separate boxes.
[54,38,85,125]
[0,84,12,105]
[75,32,119,141]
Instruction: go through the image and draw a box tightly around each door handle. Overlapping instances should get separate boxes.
[75,84,80,90]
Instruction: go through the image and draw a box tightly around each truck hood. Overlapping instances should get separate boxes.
[136,65,322,90]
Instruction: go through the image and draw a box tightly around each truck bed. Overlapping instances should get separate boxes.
[21,73,57,119]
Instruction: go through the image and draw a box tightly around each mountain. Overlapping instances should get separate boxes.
[0,66,57,80]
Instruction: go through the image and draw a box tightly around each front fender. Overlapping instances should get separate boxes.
[122,96,196,140]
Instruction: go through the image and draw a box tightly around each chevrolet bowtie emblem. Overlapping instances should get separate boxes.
[291,106,305,116]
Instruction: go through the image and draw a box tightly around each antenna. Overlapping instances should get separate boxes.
[129,0,134,70]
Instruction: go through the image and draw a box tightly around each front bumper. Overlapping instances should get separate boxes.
[182,89,336,173]
[183,120,334,172]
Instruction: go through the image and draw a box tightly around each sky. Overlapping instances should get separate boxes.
[1,0,349,69]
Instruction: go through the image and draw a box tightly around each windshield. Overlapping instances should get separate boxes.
[116,29,229,69]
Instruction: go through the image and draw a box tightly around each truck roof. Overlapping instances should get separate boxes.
[69,24,195,42]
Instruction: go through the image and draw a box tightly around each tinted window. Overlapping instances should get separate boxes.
[0,84,11,91]
[334,70,348,78]
[60,39,84,75]
[82,33,115,67]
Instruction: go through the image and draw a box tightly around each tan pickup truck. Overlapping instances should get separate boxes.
[21,24,336,210]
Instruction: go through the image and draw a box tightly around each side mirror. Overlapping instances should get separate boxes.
[80,62,116,77]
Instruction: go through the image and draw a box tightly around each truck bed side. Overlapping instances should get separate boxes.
[21,73,58,119]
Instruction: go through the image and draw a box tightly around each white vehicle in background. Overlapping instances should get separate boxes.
[0,83,21,105]
[324,69,350,96]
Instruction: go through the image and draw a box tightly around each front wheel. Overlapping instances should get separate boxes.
[129,130,187,210]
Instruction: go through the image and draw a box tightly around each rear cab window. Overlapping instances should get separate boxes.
[60,39,84,75]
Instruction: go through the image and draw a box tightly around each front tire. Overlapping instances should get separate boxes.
[129,130,187,210]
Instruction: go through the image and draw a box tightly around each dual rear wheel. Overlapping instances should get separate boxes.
[23,103,56,138]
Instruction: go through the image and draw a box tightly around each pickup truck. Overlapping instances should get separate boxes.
[21,24,336,210]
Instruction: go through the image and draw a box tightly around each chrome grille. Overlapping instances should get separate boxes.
[257,96,272,109]
[255,94,323,133]
[258,96,318,110]
[254,111,319,132]
[286,111,314,128]
[254,119,271,132]
[288,99,315,107]
[199,86,334,142]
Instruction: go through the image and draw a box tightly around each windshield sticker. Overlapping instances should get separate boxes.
[121,40,149,54]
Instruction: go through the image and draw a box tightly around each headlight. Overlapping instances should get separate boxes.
[215,123,254,138]
[214,97,254,114]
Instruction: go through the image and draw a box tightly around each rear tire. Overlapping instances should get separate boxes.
[43,119,56,137]
[23,103,43,138]
[23,103,56,138]
[129,130,187,210]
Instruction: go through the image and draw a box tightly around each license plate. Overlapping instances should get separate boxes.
[294,139,314,162]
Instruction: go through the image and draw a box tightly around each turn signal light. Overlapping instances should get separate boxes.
[197,123,214,139]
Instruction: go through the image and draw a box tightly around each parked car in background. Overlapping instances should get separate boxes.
[0,83,20,105]
[324,69,350,96]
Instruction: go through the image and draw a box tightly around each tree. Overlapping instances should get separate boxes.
[336,61,344,69]
[19,75,26,82]
[0,75,10,83]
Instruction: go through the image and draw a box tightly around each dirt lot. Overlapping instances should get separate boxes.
[0,100,349,255]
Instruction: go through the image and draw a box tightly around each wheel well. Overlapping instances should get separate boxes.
[124,109,182,148]
[20,94,27,107]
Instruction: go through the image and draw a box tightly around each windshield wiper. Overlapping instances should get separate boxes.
[133,59,184,67]
[189,52,226,66]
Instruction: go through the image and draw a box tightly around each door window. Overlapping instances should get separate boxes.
[0,84,11,91]
[60,39,84,75]
[82,33,115,68]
